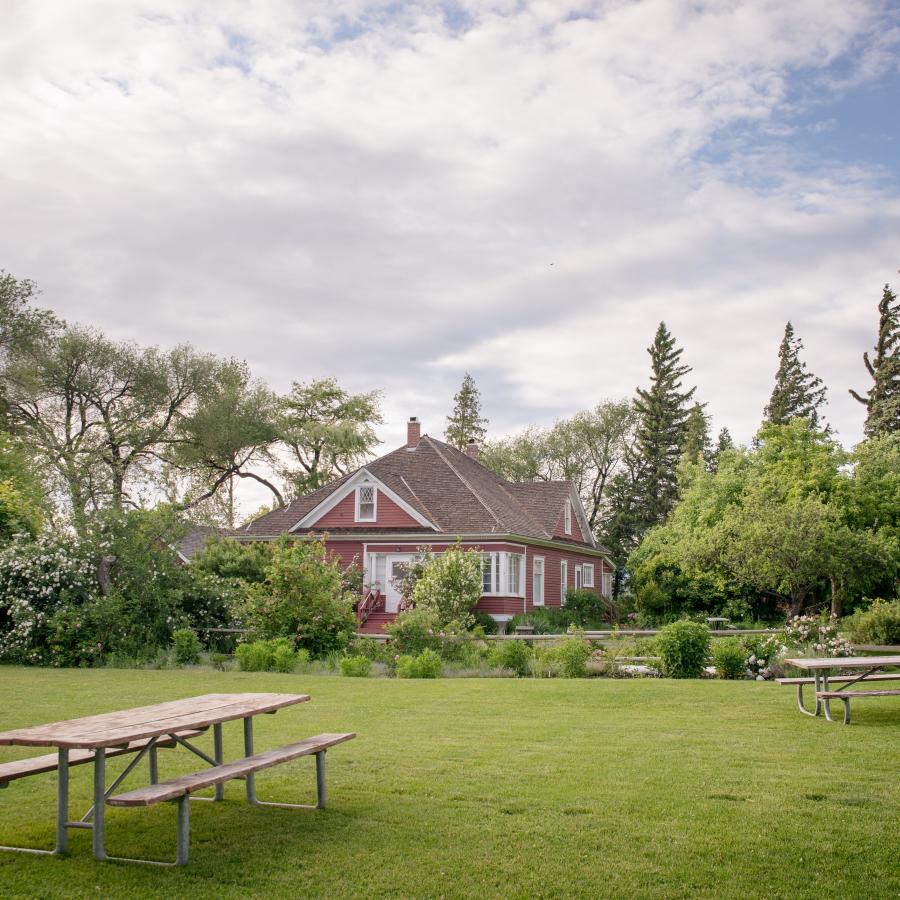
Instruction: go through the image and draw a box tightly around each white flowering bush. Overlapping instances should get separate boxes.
[0,533,99,665]
[743,634,787,680]
[783,613,853,658]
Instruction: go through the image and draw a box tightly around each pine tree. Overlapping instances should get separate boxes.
[631,322,695,532]
[710,426,734,473]
[445,373,488,450]
[763,321,828,429]
[849,283,900,437]
[682,402,712,467]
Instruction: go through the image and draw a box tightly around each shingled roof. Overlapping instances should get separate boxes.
[244,434,599,549]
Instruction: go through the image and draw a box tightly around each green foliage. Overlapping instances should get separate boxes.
[385,607,442,655]
[710,638,745,679]
[508,607,575,634]
[339,655,373,677]
[763,321,828,430]
[347,636,391,662]
[396,647,442,678]
[470,609,499,634]
[655,620,710,678]
[564,588,611,627]
[172,628,201,665]
[489,639,532,677]
[445,372,488,450]
[412,542,481,626]
[849,283,900,438]
[191,537,273,584]
[279,377,383,494]
[554,632,592,678]
[632,321,696,535]
[235,638,306,673]
[243,536,356,658]
[845,599,900,645]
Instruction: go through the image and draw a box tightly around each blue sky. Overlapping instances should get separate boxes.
[0,0,898,511]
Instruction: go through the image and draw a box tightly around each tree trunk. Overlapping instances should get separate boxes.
[830,574,845,619]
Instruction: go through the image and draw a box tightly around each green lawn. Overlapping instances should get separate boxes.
[0,668,897,899]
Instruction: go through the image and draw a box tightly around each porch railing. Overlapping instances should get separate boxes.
[358,588,384,626]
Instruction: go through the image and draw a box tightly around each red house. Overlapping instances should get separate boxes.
[243,417,615,633]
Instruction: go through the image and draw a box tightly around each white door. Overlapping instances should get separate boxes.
[384,555,411,613]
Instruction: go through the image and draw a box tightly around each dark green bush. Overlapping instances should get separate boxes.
[656,620,711,678]
[508,607,574,634]
[339,655,373,677]
[711,637,745,679]
[489,639,532,676]
[172,628,201,665]
[385,608,441,655]
[471,610,499,634]
[564,588,610,627]
[235,638,307,673]
[845,599,900,646]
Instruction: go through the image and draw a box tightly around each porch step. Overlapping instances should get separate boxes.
[359,612,397,635]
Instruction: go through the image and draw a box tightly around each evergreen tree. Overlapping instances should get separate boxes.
[710,427,734,472]
[763,322,827,429]
[631,322,695,533]
[849,283,900,437]
[445,373,488,450]
[682,402,712,468]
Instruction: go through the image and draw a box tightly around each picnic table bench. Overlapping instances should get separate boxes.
[0,693,355,865]
[780,656,900,724]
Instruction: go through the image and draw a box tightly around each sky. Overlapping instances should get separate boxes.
[2,0,899,511]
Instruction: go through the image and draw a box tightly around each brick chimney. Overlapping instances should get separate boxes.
[466,438,479,460]
[407,416,421,450]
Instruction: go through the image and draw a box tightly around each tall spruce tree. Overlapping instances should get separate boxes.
[445,373,488,450]
[682,402,712,467]
[849,283,900,436]
[763,321,827,429]
[710,426,734,472]
[631,322,695,533]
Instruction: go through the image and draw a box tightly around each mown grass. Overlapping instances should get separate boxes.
[0,667,897,899]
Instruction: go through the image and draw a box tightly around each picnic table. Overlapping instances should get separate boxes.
[0,693,355,864]
[782,656,900,724]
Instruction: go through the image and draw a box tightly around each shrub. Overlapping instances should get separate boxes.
[783,613,852,658]
[655,620,711,678]
[172,628,201,665]
[555,632,592,678]
[339,655,372,677]
[711,637,745,679]
[236,640,275,672]
[385,607,442,655]
[396,647,442,678]
[190,537,273,584]
[565,588,610,627]
[508,607,574,634]
[470,610,499,634]
[845,599,900,646]
[243,536,356,659]
[272,638,298,673]
[347,637,390,662]
[412,542,481,626]
[489,639,532,677]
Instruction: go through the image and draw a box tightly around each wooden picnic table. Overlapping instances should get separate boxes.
[783,656,900,723]
[0,692,308,861]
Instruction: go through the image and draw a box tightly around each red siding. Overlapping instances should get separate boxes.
[323,541,366,571]
[552,503,590,543]
[314,490,421,529]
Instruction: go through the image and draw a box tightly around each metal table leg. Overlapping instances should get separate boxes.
[55,748,69,854]
[92,748,106,860]
[213,724,224,801]
[243,717,256,804]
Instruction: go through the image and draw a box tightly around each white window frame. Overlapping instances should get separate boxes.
[507,553,523,597]
[481,552,499,595]
[532,556,545,606]
[601,570,613,598]
[355,484,377,522]
[560,560,568,605]
[564,498,572,535]
[575,565,582,589]
[582,563,594,588]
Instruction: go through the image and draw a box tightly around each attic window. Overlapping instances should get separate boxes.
[564,498,572,535]
[355,485,376,522]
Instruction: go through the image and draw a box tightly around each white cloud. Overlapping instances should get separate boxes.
[0,0,897,512]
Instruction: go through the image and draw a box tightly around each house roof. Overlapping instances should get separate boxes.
[177,524,236,561]
[244,434,605,551]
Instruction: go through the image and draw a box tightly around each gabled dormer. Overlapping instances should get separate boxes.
[290,468,436,532]
[552,488,593,545]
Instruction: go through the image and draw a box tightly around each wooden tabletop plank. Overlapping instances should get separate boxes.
[784,656,900,671]
[0,693,309,749]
